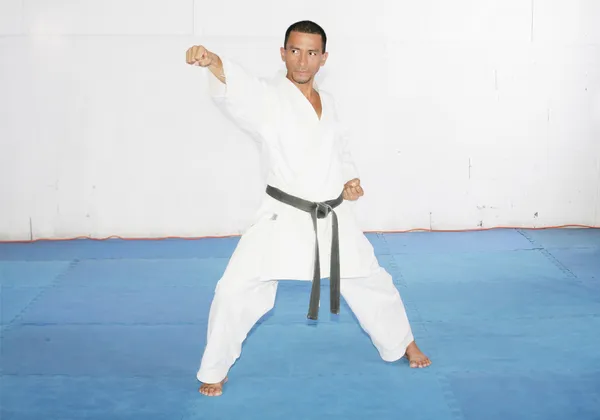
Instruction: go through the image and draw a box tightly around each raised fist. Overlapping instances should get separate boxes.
[186,45,213,67]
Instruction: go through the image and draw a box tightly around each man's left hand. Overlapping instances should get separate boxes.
[343,178,364,201]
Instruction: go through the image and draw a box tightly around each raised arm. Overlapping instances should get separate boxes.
[185,44,273,140]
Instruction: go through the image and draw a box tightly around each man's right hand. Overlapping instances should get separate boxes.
[186,45,213,67]
[186,45,225,83]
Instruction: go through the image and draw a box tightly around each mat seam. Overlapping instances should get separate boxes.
[517,230,580,282]
[436,372,467,420]
[4,260,80,330]
[380,234,428,333]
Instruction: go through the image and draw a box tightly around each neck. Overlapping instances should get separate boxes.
[286,74,316,99]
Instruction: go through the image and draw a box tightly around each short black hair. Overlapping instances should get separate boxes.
[284,20,327,53]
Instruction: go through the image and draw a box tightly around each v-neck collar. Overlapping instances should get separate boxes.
[281,76,324,122]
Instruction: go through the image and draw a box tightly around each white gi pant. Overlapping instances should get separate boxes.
[196,259,415,384]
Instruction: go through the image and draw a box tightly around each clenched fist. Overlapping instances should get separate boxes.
[343,178,364,201]
[186,45,213,67]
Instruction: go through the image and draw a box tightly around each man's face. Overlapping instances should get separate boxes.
[280,31,328,85]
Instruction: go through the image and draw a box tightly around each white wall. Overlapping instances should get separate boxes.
[1,0,599,241]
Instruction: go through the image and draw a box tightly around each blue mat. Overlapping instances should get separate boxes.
[0,237,240,261]
[519,227,600,249]
[392,249,568,284]
[182,371,454,420]
[1,261,72,325]
[1,228,599,420]
[2,324,205,377]
[446,372,600,420]
[0,233,385,261]
[1,376,196,420]
[382,229,536,254]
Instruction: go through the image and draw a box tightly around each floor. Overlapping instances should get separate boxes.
[1,228,599,420]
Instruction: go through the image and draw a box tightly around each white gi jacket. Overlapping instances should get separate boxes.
[208,59,379,282]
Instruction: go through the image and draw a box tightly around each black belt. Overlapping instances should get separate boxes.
[266,185,344,320]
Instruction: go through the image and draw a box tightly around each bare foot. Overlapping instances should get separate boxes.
[198,377,228,396]
[405,341,431,368]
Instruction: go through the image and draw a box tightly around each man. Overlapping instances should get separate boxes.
[186,20,431,397]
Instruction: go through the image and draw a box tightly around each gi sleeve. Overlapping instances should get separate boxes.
[207,58,272,140]
[340,128,360,182]
[330,95,360,182]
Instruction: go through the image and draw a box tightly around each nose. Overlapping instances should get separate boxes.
[299,52,307,66]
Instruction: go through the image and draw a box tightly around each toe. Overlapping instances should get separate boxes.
[199,384,222,396]
[409,355,431,368]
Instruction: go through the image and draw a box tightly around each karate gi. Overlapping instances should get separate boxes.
[196,58,414,384]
